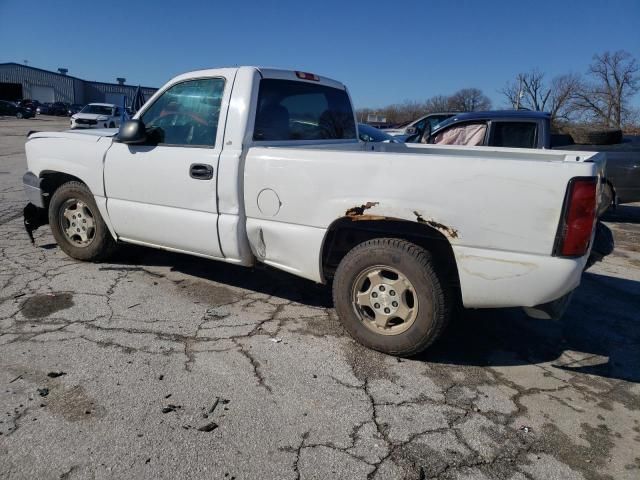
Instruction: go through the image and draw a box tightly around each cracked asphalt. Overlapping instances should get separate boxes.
[1,116,639,480]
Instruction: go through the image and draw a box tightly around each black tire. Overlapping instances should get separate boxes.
[16,112,23,119]
[48,181,116,261]
[332,238,452,356]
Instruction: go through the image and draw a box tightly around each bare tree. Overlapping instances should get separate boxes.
[574,50,639,127]
[398,100,427,121]
[356,87,493,125]
[548,73,582,122]
[448,88,492,112]
[500,69,581,123]
[423,95,452,113]
[501,69,553,111]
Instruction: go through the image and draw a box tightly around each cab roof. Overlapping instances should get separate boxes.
[433,110,551,132]
[169,66,347,90]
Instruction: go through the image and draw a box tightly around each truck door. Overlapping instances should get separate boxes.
[103,76,230,258]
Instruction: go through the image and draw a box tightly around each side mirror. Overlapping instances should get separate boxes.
[405,126,417,135]
[117,119,147,144]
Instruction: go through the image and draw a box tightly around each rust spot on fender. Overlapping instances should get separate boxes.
[346,202,380,217]
[413,211,459,239]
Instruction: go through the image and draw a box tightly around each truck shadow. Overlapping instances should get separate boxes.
[114,245,333,309]
[421,272,640,384]
[119,244,639,384]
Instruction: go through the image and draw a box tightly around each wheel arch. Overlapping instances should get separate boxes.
[39,171,88,207]
[320,216,461,295]
[40,171,117,241]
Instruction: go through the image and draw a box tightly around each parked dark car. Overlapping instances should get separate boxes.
[37,103,53,115]
[18,99,40,113]
[0,100,35,119]
[413,110,640,204]
[358,123,401,143]
[49,102,70,116]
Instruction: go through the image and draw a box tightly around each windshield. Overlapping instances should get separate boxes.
[81,105,113,115]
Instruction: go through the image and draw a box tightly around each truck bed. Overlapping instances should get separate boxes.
[243,143,605,307]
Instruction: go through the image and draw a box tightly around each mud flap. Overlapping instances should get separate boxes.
[23,203,48,244]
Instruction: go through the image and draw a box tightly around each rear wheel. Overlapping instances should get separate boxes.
[16,111,23,119]
[48,181,116,261]
[333,238,452,356]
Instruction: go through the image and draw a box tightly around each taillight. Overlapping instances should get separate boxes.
[554,177,597,257]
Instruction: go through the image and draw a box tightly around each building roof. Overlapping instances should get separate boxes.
[0,62,156,90]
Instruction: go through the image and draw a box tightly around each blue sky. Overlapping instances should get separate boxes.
[1,0,638,109]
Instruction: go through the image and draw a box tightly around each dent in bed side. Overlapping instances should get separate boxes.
[453,245,585,308]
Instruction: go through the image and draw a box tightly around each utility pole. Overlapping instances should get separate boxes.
[516,76,523,110]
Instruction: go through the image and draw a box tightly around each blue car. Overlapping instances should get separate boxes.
[358,123,401,143]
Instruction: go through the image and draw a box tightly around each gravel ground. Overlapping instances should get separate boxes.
[1,116,639,480]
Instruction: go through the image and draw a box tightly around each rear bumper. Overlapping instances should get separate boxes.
[23,171,44,208]
[453,245,586,309]
[455,222,614,320]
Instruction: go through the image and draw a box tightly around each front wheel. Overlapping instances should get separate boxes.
[333,238,452,356]
[48,181,116,261]
[16,112,23,119]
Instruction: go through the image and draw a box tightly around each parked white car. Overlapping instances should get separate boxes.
[70,103,121,129]
[23,67,612,356]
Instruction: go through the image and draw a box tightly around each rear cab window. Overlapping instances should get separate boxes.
[489,122,537,148]
[253,79,356,141]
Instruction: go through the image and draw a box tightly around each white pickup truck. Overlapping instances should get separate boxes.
[22,67,611,356]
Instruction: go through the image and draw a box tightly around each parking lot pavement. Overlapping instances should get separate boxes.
[1,117,639,480]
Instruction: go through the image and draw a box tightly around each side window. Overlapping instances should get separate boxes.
[413,118,426,131]
[428,115,453,131]
[253,79,356,141]
[114,107,121,116]
[490,122,537,148]
[431,122,487,146]
[141,78,225,147]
